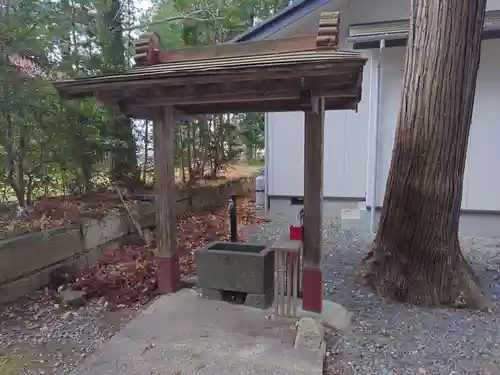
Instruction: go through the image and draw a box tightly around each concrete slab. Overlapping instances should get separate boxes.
[69,289,324,375]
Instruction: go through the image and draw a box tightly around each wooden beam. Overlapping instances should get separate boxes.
[301,96,325,314]
[96,73,359,104]
[174,98,351,115]
[156,36,318,63]
[119,98,357,119]
[154,106,181,294]
[121,82,359,109]
[175,98,353,115]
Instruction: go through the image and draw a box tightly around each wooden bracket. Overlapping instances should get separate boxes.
[316,11,340,51]
[299,90,312,111]
[134,32,161,66]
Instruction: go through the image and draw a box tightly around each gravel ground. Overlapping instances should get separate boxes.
[3,212,500,375]
[0,292,143,375]
[249,214,500,375]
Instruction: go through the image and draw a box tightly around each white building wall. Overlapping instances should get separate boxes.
[348,0,500,24]
[265,0,500,235]
[488,0,500,10]
[267,56,370,199]
[347,0,410,24]
[463,39,500,211]
[372,40,500,211]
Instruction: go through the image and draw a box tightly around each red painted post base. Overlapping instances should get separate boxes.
[302,268,323,313]
[156,254,181,294]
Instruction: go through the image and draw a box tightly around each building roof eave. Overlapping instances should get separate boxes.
[229,0,330,43]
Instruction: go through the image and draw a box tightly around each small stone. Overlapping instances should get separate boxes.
[418,368,427,374]
[320,300,352,331]
[57,289,86,308]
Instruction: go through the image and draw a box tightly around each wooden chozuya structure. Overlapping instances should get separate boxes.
[54,12,366,314]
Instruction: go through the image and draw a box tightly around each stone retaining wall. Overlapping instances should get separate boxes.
[0,177,254,303]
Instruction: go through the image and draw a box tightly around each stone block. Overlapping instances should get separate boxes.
[0,256,82,304]
[296,300,352,332]
[294,317,325,351]
[244,293,270,309]
[131,178,252,225]
[0,226,82,284]
[136,200,156,216]
[82,213,128,251]
[0,266,51,303]
[175,198,191,216]
[195,241,274,308]
[0,232,130,304]
[201,288,222,300]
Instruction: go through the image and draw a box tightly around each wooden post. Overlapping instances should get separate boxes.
[302,96,325,313]
[154,106,181,294]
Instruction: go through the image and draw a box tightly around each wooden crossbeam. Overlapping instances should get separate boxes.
[117,78,359,108]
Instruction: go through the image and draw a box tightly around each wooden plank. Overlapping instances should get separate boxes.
[286,252,292,317]
[278,252,285,316]
[303,97,325,268]
[96,72,359,104]
[156,36,318,63]
[153,107,177,256]
[123,85,358,109]
[274,251,279,316]
[292,254,299,317]
[118,97,357,119]
[174,97,355,115]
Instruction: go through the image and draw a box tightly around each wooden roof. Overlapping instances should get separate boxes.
[53,12,367,119]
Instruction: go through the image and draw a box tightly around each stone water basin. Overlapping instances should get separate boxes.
[195,241,274,308]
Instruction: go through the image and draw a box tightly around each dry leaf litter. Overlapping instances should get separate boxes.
[0,196,263,375]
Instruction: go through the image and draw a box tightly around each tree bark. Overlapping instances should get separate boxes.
[364,0,490,310]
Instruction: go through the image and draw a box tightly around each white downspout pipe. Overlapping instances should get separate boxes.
[264,112,270,212]
[369,39,385,235]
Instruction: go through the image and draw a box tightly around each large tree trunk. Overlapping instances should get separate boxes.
[364,0,490,310]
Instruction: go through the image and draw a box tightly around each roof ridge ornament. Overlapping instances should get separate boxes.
[316,11,340,51]
[134,32,161,66]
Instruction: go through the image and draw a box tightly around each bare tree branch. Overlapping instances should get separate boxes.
[117,10,223,32]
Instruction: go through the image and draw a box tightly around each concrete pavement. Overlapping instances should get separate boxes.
[68,289,324,375]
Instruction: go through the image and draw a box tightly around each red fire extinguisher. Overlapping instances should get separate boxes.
[289,209,304,241]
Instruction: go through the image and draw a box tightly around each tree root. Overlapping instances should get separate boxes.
[362,245,493,311]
